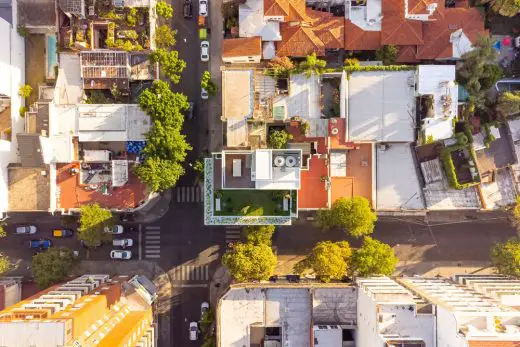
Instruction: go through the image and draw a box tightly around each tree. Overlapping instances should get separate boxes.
[244,225,275,246]
[265,56,295,79]
[298,53,327,78]
[481,0,520,17]
[201,71,218,95]
[134,156,186,192]
[0,255,10,275]
[150,49,186,84]
[497,91,520,117]
[78,204,113,247]
[138,80,189,128]
[154,25,177,48]
[491,238,520,277]
[316,197,377,237]
[222,242,276,282]
[18,84,32,98]
[156,0,173,18]
[142,122,192,161]
[344,58,360,68]
[32,248,79,288]
[0,222,6,238]
[351,237,398,276]
[294,241,351,282]
[375,45,399,65]
[268,129,293,149]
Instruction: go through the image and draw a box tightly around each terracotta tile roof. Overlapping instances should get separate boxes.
[344,19,382,50]
[222,37,262,58]
[264,0,308,22]
[395,45,420,63]
[277,10,344,57]
[381,0,423,46]
[298,156,329,209]
[407,0,441,15]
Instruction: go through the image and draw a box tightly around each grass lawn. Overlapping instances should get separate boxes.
[215,189,291,216]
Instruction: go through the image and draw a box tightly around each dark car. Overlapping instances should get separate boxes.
[183,0,193,18]
[29,239,52,249]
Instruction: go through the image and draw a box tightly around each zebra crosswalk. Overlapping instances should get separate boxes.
[175,186,204,203]
[225,226,242,247]
[143,226,161,260]
[171,265,209,281]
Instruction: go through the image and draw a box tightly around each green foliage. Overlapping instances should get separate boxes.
[18,84,32,98]
[134,156,187,192]
[201,71,218,95]
[481,0,520,17]
[0,223,6,238]
[423,134,434,145]
[344,65,416,73]
[440,144,480,190]
[154,25,177,48]
[102,9,123,20]
[351,237,398,277]
[464,124,474,143]
[265,56,295,79]
[268,129,293,149]
[343,58,360,68]
[297,53,327,78]
[510,197,520,230]
[491,238,520,277]
[222,242,276,282]
[86,90,110,104]
[300,121,310,135]
[316,197,377,238]
[150,49,186,83]
[497,91,520,116]
[118,30,138,40]
[17,25,29,37]
[244,225,275,246]
[32,248,78,288]
[78,204,113,247]
[19,106,27,118]
[126,7,139,26]
[295,241,351,282]
[156,1,173,18]
[455,132,469,145]
[0,254,9,275]
[483,123,497,148]
[375,45,399,65]
[202,336,216,347]
[193,159,205,176]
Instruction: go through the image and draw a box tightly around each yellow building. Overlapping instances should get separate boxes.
[0,275,156,347]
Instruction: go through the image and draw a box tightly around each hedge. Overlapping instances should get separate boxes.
[463,124,474,144]
[344,65,417,73]
[440,144,480,190]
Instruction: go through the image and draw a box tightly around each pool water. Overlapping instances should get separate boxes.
[46,35,58,79]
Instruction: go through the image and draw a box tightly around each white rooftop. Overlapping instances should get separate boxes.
[252,149,301,190]
[376,143,425,210]
[239,0,281,41]
[348,71,416,142]
[417,65,458,141]
[54,53,84,105]
[346,0,382,31]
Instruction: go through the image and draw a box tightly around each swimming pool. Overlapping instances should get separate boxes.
[46,35,58,79]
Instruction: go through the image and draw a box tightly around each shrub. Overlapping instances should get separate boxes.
[455,132,468,145]
[19,106,27,118]
[343,58,360,68]
[17,25,29,37]
[18,84,32,98]
[464,124,474,143]
[344,65,416,73]
[126,7,139,26]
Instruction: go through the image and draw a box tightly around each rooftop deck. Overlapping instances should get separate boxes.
[298,156,328,209]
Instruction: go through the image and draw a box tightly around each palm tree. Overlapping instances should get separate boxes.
[298,53,327,78]
[481,0,520,17]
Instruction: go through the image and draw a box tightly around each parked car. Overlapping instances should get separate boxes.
[189,321,199,341]
[183,0,193,18]
[113,238,134,248]
[110,250,132,260]
[200,302,209,319]
[29,239,52,249]
[52,228,74,238]
[104,225,124,234]
[16,225,37,235]
[200,41,209,62]
[201,88,209,100]
[186,102,194,120]
[199,0,208,16]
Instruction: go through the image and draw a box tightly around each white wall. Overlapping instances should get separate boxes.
[223,55,261,64]
[436,306,467,347]
[357,289,386,347]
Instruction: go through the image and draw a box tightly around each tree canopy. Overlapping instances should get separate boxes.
[497,91,520,117]
[78,204,113,247]
[32,248,79,288]
[295,241,352,282]
[266,56,295,79]
[222,242,276,282]
[154,25,177,49]
[155,1,173,18]
[201,71,218,96]
[351,237,398,277]
[316,197,377,237]
[481,0,520,17]
[136,80,192,191]
[0,254,10,275]
[298,53,327,78]
[375,45,399,65]
[491,238,520,277]
[244,225,275,246]
[150,49,186,84]
[268,129,293,149]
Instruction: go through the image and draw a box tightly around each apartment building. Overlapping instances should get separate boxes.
[0,274,157,347]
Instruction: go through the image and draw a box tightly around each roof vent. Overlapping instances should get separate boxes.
[286,156,297,167]
[427,3,438,14]
[274,156,285,167]
[331,127,339,135]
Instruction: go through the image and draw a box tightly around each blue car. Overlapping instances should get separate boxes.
[29,239,52,249]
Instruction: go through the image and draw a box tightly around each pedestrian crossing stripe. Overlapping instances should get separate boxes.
[171,265,209,281]
[175,186,204,203]
[144,226,161,260]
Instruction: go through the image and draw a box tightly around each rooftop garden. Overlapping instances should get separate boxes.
[440,141,480,190]
[214,189,293,217]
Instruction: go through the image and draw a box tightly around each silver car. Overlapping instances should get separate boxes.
[199,0,208,16]
[113,238,134,248]
[16,225,37,234]
[201,88,209,100]
[200,41,209,62]
[110,250,132,260]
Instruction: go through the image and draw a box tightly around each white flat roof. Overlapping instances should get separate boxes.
[348,71,416,142]
[55,53,83,105]
[254,149,271,180]
[239,0,281,41]
[376,143,425,210]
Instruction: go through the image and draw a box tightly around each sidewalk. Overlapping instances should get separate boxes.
[208,0,223,153]
[132,190,172,224]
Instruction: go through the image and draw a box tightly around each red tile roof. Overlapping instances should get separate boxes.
[264,0,308,22]
[298,156,328,209]
[222,37,262,58]
[407,0,440,15]
[344,19,382,50]
[381,0,423,46]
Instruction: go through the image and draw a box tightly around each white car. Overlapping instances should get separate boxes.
[199,0,208,16]
[201,302,209,319]
[110,250,132,260]
[201,88,209,100]
[200,41,209,62]
[189,321,199,341]
[16,225,37,234]
[112,238,134,248]
[104,225,124,234]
